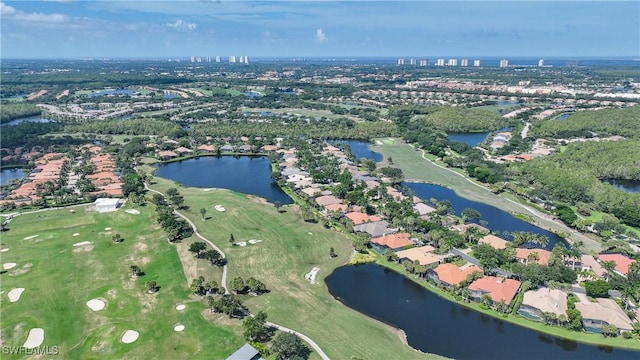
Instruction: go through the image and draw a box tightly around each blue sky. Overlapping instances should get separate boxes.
[1,1,638,59]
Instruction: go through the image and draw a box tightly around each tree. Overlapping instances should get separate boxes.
[146,281,158,293]
[329,247,337,258]
[274,201,283,213]
[246,277,267,295]
[231,277,246,294]
[461,207,481,223]
[200,207,207,220]
[112,233,123,243]
[584,280,611,298]
[243,311,268,341]
[601,324,619,338]
[130,265,143,277]
[271,332,311,360]
[191,276,206,295]
[204,249,222,265]
[229,233,236,245]
[384,248,398,263]
[601,260,617,278]
[189,241,207,257]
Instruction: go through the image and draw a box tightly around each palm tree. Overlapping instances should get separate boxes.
[601,260,617,279]
[200,207,207,220]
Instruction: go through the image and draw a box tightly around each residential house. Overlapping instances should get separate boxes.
[428,263,483,288]
[238,144,253,153]
[315,195,343,207]
[300,187,322,197]
[93,198,121,213]
[157,150,178,160]
[227,343,262,360]
[413,203,436,216]
[324,203,348,214]
[479,235,509,250]
[220,145,235,153]
[370,232,413,252]
[353,220,395,238]
[517,288,568,322]
[344,211,381,225]
[396,245,445,267]
[175,147,193,156]
[598,253,636,277]
[575,298,634,334]
[197,144,216,153]
[576,254,606,279]
[515,248,553,266]
[468,276,521,306]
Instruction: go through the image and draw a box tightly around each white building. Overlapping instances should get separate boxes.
[229,55,236,63]
[215,56,221,63]
[419,59,429,66]
[461,59,469,67]
[499,59,509,68]
[409,58,416,65]
[538,59,544,67]
[435,58,445,66]
[447,58,458,66]
[397,58,405,65]
[93,198,121,213]
[473,59,481,67]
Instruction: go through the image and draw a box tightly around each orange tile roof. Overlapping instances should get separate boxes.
[344,211,381,225]
[371,232,413,250]
[598,253,636,275]
[515,248,553,266]
[433,263,483,286]
[324,203,348,213]
[469,276,521,304]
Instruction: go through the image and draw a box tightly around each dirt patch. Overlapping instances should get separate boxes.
[247,195,269,205]
[73,244,94,253]
[134,242,148,252]
[10,263,32,276]
[107,289,118,298]
[139,257,151,265]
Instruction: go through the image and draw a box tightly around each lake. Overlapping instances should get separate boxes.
[1,115,52,127]
[154,156,292,204]
[0,168,25,186]
[403,182,566,249]
[330,140,383,162]
[90,88,134,97]
[603,179,640,193]
[326,263,639,359]
[447,132,490,147]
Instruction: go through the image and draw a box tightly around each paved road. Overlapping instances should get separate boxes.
[144,182,331,359]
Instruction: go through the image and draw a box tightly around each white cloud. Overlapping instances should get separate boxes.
[165,19,197,31]
[0,2,17,16]
[1,1,69,24]
[316,28,327,43]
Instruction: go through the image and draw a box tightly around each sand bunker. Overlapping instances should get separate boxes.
[248,239,263,244]
[174,324,185,332]
[175,304,186,311]
[23,328,44,349]
[8,288,25,302]
[3,263,17,270]
[86,298,106,311]
[214,205,226,212]
[73,241,92,247]
[0,248,8,252]
[125,209,140,215]
[236,242,247,247]
[307,232,313,235]
[23,235,39,240]
[104,227,112,231]
[121,330,139,344]
[305,267,320,284]
[73,233,80,237]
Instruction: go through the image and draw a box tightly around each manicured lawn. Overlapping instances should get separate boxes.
[148,175,438,359]
[0,203,244,359]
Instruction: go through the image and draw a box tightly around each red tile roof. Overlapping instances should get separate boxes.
[370,232,413,250]
[344,211,381,225]
[433,263,483,286]
[515,248,553,266]
[469,276,521,304]
[598,253,636,275]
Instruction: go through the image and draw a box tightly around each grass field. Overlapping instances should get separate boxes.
[0,203,244,359]
[370,138,604,252]
[147,174,438,360]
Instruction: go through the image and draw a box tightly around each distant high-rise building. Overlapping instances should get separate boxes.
[409,58,416,65]
[461,59,469,67]
[215,56,221,63]
[419,59,429,66]
[196,57,202,63]
[397,58,405,65]
[473,59,481,67]
[206,56,211,63]
[190,56,195,63]
[229,56,236,63]
[435,58,445,66]
[243,56,249,64]
[499,59,509,67]
[447,58,458,66]
[538,59,544,67]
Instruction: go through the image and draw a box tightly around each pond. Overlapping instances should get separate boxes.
[447,132,490,147]
[1,115,52,127]
[330,140,383,162]
[154,156,292,204]
[90,88,134,97]
[403,182,566,249]
[603,179,640,193]
[325,263,639,359]
[0,168,25,186]
[556,113,573,120]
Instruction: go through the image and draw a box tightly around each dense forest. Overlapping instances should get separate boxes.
[531,106,640,139]
[511,140,640,227]
[0,102,42,123]
[414,106,507,132]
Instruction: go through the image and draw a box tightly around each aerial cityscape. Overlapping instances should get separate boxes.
[1,1,639,359]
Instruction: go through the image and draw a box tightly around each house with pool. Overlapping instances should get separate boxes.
[517,288,568,322]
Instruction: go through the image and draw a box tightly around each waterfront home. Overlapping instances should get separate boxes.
[344,211,381,225]
[174,146,193,156]
[397,245,445,267]
[478,235,509,250]
[597,253,636,277]
[575,298,634,334]
[515,248,553,266]
[315,195,343,207]
[323,203,349,215]
[197,144,216,153]
[572,254,607,279]
[428,263,483,288]
[468,276,521,306]
[238,144,253,153]
[220,145,235,153]
[157,150,178,160]
[413,202,436,216]
[517,288,568,322]
[259,144,279,152]
[300,187,322,197]
[370,232,413,252]
[353,220,396,238]
[448,223,490,235]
